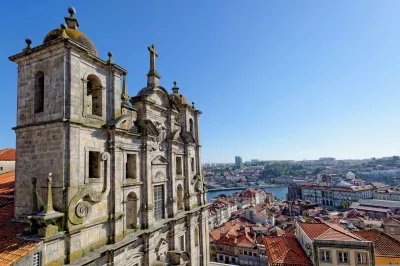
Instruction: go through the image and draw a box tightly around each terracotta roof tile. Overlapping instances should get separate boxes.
[0,172,15,195]
[0,149,15,161]
[0,196,13,207]
[0,204,40,266]
[265,236,312,266]
[356,229,400,258]
[299,222,364,241]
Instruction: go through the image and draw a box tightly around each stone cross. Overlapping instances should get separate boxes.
[147,44,161,86]
[148,44,159,72]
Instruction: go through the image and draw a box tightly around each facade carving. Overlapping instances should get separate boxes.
[9,7,210,266]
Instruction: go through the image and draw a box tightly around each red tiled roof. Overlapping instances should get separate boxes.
[265,236,313,266]
[236,233,254,247]
[0,196,13,207]
[299,222,364,241]
[0,149,15,161]
[0,172,15,195]
[356,229,400,258]
[0,204,40,266]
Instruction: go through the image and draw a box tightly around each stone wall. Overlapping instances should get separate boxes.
[15,45,65,127]
[14,123,65,217]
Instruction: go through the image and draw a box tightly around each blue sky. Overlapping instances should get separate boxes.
[1,1,400,163]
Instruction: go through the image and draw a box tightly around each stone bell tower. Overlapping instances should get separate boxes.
[10,6,127,264]
[10,6,210,266]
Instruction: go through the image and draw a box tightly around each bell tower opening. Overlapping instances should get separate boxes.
[86,74,102,117]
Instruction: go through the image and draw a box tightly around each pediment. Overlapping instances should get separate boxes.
[127,252,144,262]
[135,119,159,136]
[167,129,182,142]
[181,132,195,144]
[156,238,169,252]
[152,155,168,165]
[113,114,135,131]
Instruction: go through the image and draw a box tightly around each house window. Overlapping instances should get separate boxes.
[0,167,2,171]
[34,72,44,113]
[154,185,164,220]
[189,119,194,134]
[89,151,100,179]
[176,157,183,175]
[179,235,185,251]
[244,251,248,255]
[195,227,199,247]
[177,184,184,210]
[338,252,349,263]
[191,158,195,172]
[126,154,137,179]
[219,255,223,261]
[239,250,243,254]
[357,253,367,264]
[32,252,41,266]
[86,74,103,117]
[320,250,331,262]
[390,227,395,234]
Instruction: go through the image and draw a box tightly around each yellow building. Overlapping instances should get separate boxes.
[356,229,400,266]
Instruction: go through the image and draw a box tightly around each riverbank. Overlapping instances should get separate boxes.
[206,186,288,201]
[207,185,286,192]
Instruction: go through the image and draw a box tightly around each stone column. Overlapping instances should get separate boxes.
[167,144,177,217]
[198,212,204,266]
[141,135,152,229]
[203,209,210,266]
[183,143,191,210]
[186,213,193,265]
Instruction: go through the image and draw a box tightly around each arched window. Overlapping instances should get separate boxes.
[34,72,44,113]
[87,75,103,116]
[126,192,138,229]
[177,184,184,210]
[189,119,194,134]
[195,227,199,247]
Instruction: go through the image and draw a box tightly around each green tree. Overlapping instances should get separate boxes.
[340,201,352,210]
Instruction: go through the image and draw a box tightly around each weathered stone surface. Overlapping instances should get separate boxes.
[10,8,209,266]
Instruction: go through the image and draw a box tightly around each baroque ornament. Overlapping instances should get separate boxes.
[76,201,91,218]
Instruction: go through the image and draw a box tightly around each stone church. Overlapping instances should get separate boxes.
[9,7,210,266]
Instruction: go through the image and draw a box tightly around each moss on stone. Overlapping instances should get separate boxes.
[69,236,109,262]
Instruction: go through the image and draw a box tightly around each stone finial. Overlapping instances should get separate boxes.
[172,80,179,93]
[60,24,69,38]
[65,6,79,30]
[107,52,114,64]
[23,38,32,52]
[30,177,39,214]
[45,173,55,214]
[121,74,131,107]
[68,6,76,17]
[192,102,195,108]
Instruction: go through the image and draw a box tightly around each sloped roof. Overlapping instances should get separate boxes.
[236,233,255,247]
[356,229,400,258]
[265,236,313,266]
[0,149,15,161]
[0,204,40,266]
[299,222,364,241]
[0,171,15,195]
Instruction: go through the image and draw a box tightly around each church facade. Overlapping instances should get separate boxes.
[9,7,210,266]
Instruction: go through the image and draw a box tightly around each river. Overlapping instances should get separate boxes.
[206,186,288,201]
